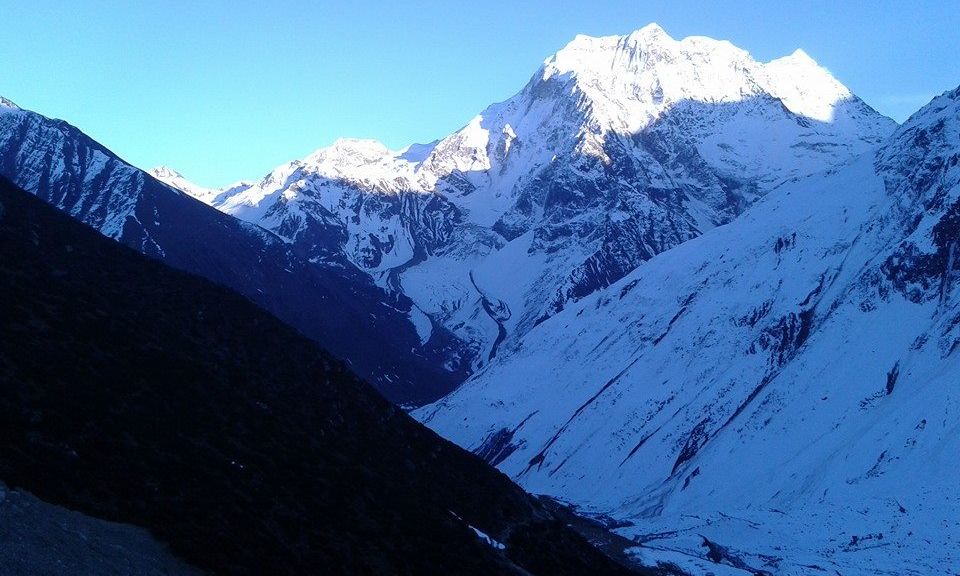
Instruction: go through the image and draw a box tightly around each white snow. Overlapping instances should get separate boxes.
[407,304,434,344]
[447,510,507,550]
[468,525,506,551]
[0,109,142,240]
[0,96,21,114]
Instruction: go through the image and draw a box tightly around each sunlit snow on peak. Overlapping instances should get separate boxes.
[765,48,852,122]
[0,96,21,113]
[543,23,853,129]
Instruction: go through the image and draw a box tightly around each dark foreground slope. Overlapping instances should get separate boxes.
[0,482,202,576]
[0,176,646,575]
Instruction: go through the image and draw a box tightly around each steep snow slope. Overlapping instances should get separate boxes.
[0,101,468,405]
[417,87,960,575]
[188,24,894,371]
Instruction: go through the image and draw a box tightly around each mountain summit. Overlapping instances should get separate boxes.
[0,97,20,112]
[175,25,894,376]
[149,166,254,205]
[543,23,853,127]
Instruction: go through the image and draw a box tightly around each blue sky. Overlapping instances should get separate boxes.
[1,0,957,187]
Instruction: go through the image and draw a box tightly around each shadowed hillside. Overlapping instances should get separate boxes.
[0,176,655,575]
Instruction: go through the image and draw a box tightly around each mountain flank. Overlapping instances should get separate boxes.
[0,175,656,575]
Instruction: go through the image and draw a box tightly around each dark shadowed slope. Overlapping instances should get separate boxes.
[0,482,201,576]
[0,176,653,575]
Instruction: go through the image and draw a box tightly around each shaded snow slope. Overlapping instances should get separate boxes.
[417,86,960,574]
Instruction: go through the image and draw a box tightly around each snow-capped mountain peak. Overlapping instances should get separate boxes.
[542,24,854,131]
[764,48,852,122]
[301,138,415,182]
[629,21,669,40]
[0,96,21,113]
[308,138,393,164]
[780,47,817,65]
[149,165,216,202]
[149,165,183,180]
[161,26,896,381]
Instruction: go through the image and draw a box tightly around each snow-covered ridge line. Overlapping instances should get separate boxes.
[149,166,254,205]
[166,22,887,201]
[543,22,852,126]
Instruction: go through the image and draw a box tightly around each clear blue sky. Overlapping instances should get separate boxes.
[2,0,957,187]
